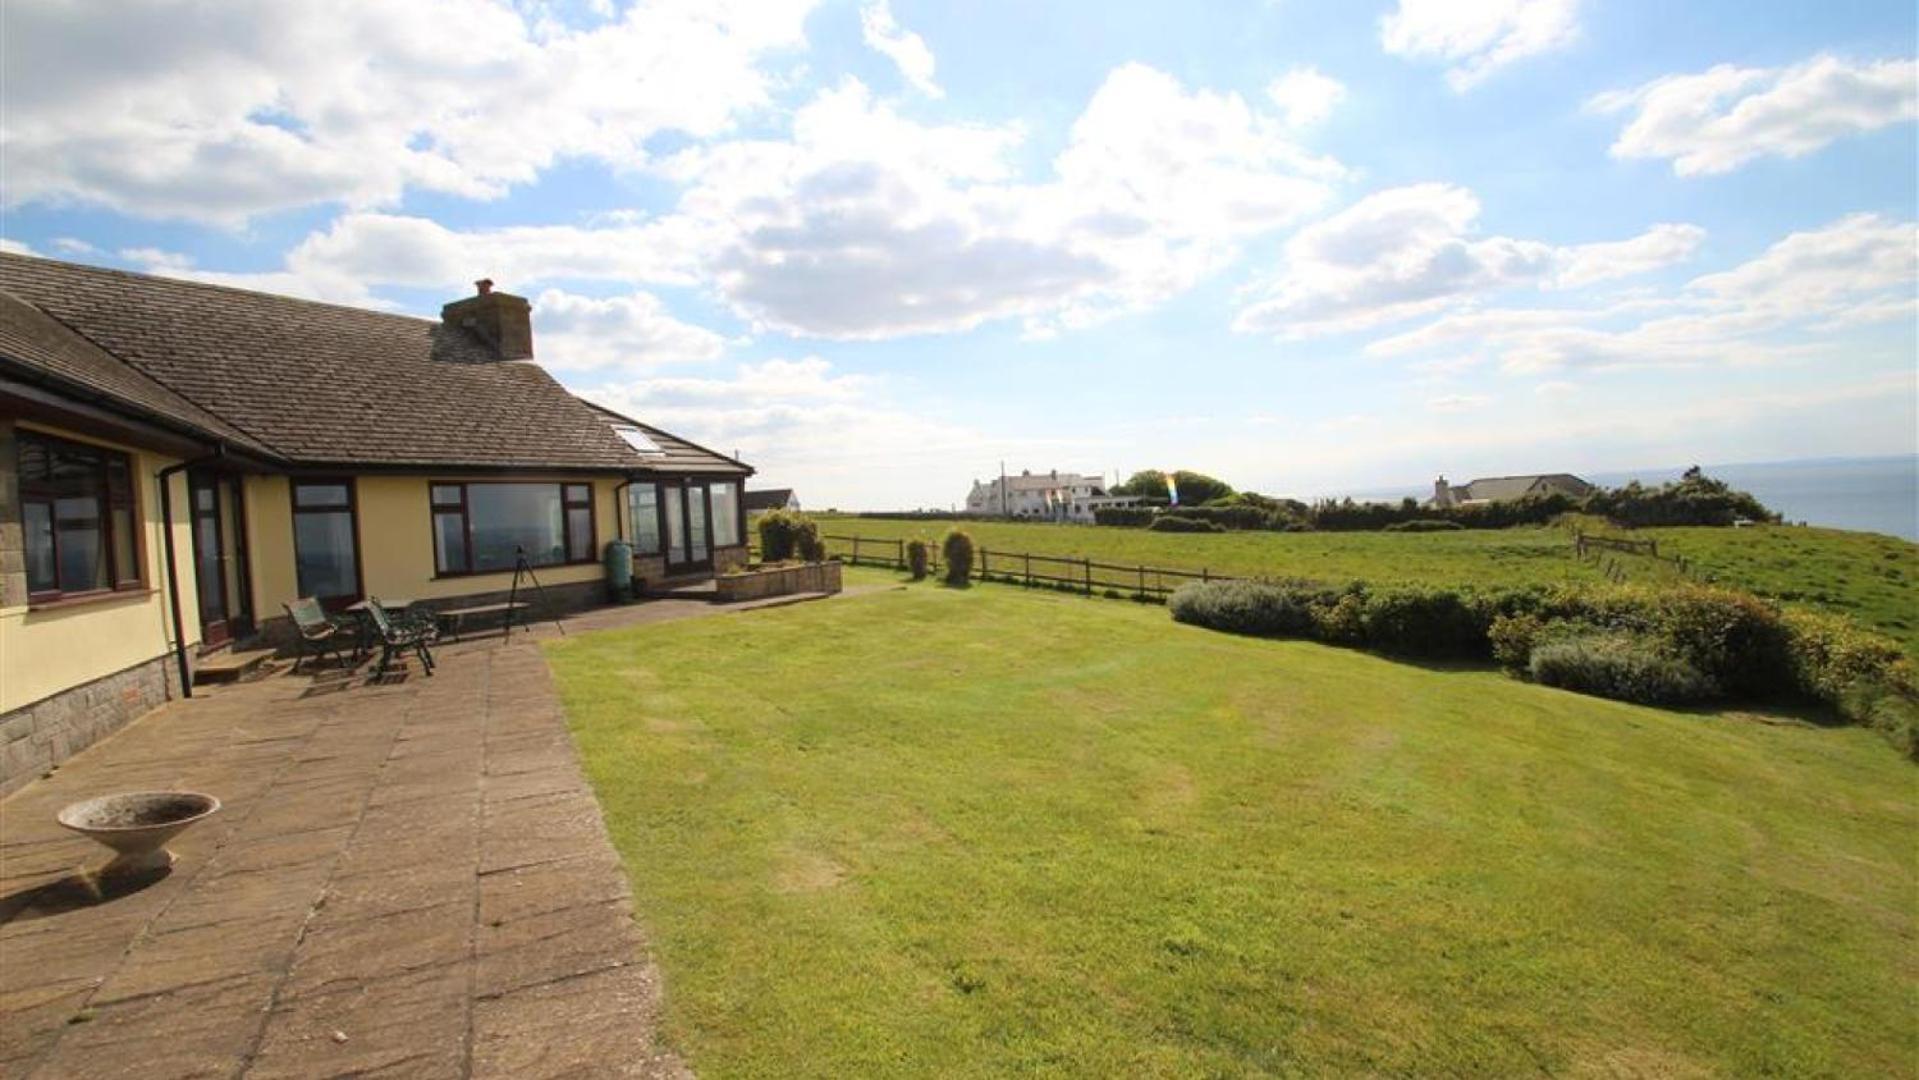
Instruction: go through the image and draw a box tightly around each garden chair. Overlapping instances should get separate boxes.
[283,597,357,673]
[365,597,437,677]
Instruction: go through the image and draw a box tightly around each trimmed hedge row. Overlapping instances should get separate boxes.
[1148,514,1226,533]
[1169,578,1917,757]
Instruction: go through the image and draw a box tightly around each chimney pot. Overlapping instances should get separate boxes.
[442,281,532,361]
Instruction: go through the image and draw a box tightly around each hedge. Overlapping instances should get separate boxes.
[1169,578,1916,757]
[1148,514,1226,533]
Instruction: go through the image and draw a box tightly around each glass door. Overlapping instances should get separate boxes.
[661,482,713,573]
[189,472,251,646]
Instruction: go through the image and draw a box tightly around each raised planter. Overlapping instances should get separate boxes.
[714,560,843,603]
[58,790,221,878]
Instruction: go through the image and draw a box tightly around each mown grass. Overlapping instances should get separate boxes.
[816,515,1602,588]
[550,575,1917,1078]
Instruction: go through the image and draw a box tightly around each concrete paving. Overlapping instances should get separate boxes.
[0,588,882,1078]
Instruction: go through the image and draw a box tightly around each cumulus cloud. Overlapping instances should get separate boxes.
[664,64,1342,339]
[1266,67,1347,129]
[1233,183,1701,337]
[529,289,730,371]
[1592,54,1917,176]
[1366,213,1918,373]
[1380,0,1580,90]
[2,0,813,223]
[860,1,943,98]
[1427,393,1491,413]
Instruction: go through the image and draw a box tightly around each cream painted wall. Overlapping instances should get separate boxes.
[246,473,623,615]
[1,422,203,713]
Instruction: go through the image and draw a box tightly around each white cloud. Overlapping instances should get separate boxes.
[1592,54,1918,176]
[1365,213,1918,373]
[663,64,1342,339]
[50,237,98,255]
[859,1,943,98]
[577,357,1089,509]
[0,238,36,255]
[1266,67,1347,129]
[1427,393,1490,412]
[2,0,814,224]
[1380,0,1580,90]
[1234,183,1700,337]
[530,289,729,371]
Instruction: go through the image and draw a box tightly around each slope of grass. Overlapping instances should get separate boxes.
[549,578,1916,1078]
[814,515,1602,588]
[1636,525,1919,655]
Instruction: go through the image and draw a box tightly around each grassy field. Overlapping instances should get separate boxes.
[815,515,1604,588]
[816,515,1919,652]
[550,573,1916,1077]
[1636,525,1919,655]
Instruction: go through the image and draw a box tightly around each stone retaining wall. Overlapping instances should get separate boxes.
[0,654,177,797]
[251,578,609,653]
[713,560,843,603]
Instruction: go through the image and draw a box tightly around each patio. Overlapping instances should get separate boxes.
[0,593,821,1078]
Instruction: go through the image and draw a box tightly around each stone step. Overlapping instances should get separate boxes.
[193,648,274,685]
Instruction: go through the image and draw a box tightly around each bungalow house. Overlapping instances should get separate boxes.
[1428,473,1595,509]
[0,253,751,793]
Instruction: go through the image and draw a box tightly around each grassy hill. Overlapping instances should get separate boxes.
[814,515,1919,653]
[552,574,1916,1077]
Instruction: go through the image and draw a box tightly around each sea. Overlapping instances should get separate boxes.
[1336,456,1919,542]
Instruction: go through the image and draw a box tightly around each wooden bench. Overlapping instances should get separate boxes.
[435,601,531,642]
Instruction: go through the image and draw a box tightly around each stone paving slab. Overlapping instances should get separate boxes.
[0,588,832,1079]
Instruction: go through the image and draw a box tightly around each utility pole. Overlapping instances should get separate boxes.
[1000,460,1008,518]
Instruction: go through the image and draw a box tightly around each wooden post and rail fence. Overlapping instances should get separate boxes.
[769,533,1232,600]
[1570,528,1705,584]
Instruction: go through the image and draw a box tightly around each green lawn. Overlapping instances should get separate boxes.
[815,515,1603,588]
[549,574,1916,1077]
[817,515,1919,653]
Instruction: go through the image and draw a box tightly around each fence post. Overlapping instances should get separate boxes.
[1024,552,1032,588]
[1138,564,1145,598]
[852,536,861,566]
[1649,540,1658,558]
[1202,567,1210,583]
[896,539,905,569]
[980,548,989,580]
[1084,557,1092,596]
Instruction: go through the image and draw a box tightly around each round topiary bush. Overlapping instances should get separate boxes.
[941,530,975,586]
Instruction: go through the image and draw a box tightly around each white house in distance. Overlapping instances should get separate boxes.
[965,469,1141,522]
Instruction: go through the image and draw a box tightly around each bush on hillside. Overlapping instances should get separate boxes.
[1094,506,1157,527]
[1148,514,1225,533]
[906,539,930,580]
[1383,519,1465,533]
[794,523,826,563]
[1169,579,1317,637]
[1583,467,1777,528]
[941,530,975,586]
[1360,586,1493,658]
[1529,632,1717,705]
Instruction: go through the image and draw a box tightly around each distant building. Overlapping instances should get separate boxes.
[1429,473,1595,508]
[744,488,800,513]
[966,470,1141,523]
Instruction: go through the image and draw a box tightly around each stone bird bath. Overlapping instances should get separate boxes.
[57,791,222,878]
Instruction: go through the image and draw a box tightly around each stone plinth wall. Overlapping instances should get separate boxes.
[713,560,842,603]
[0,654,176,797]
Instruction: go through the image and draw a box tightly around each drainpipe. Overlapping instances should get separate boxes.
[157,446,226,699]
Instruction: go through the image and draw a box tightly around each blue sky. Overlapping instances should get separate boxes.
[3,0,1914,508]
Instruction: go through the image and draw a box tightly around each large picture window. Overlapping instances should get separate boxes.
[710,481,740,548]
[626,483,661,556]
[17,430,142,601]
[431,482,596,575]
[292,480,361,605]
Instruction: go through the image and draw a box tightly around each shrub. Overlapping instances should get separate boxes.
[941,530,975,586]
[1169,580,1316,637]
[1489,613,1545,670]
[1359,586,1493,658]
[1094,506,1157,527]
[1148,514,1225,533]
[1529,632,1717,705]
[905,539,930,580]
[756,509,805,561]
[793,520,826,563]
[1382,519,1464,533]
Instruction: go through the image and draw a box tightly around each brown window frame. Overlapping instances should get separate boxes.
[290,477,364,611]
[429,481,598,578]
[17,429,145,604]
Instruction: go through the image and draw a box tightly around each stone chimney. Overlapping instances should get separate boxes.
[441,278,532,360]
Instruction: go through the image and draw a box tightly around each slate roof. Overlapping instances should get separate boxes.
[0,253,748,475]
[743,488,795,511]
[1456,473,1593,501]
[0,289,270,453]
[579,402,751,477]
